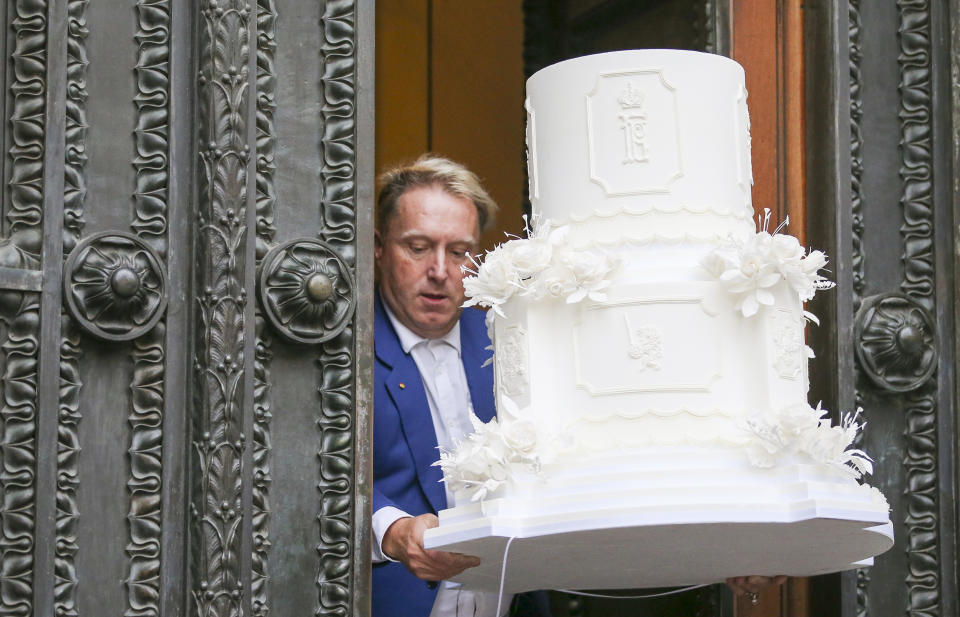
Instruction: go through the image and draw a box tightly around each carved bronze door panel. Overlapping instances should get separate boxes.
[805,1,958,616]
[1,2,373,616]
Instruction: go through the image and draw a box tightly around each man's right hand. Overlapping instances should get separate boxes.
[382,513,481,581]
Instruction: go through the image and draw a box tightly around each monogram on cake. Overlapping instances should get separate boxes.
[423,49,892,593]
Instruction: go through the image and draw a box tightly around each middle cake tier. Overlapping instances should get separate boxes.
[490,240,811,453]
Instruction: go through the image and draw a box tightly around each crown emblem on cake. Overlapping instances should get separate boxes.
[618,82,646,109]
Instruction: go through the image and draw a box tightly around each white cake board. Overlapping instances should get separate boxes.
[424,456,894,594]
[425,516,893,593]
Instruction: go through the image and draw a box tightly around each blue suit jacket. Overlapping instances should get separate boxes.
[373,293,496,617]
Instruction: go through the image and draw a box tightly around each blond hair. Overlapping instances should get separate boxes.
[376,154,499,234]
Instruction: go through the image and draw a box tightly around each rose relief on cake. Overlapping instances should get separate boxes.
[423,50,892,592]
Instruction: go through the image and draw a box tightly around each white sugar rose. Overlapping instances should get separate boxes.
[507,237,553,277]
[462,248,518,310]
[770,233,804,263]
[559,248,608,281]
[502,419,538,457]
[777,403,820,437]
[744,437,779,468]
[537,264,578,299]
[457,451,493,478]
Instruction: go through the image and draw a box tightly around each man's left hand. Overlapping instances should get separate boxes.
[726,575,788,602]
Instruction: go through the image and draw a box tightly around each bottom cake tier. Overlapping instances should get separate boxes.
[423,447,892,593]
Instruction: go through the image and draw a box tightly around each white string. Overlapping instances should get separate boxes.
[493,536,712,614]
[555,584,711,599]
[494,536,516,617]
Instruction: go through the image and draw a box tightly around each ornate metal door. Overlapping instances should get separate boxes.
[805,1,958,616]
[1,1,373,616]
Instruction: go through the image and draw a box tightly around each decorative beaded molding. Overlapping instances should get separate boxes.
[132,0,171,257]
[63,0,89,252]
[317,2,358,614]
[849,4,870,604]
[8,0,48,259]
[56,324,82,617]
[55,2,87,615]
[896,3,941,617]
[849,0,866,309]
[252,1,278,613]
[0,249,41,616]
[126,6,170,616]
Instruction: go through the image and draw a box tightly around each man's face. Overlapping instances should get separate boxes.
[376,185,480,339]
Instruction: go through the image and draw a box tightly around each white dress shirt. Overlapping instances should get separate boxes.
[374,302,511,617]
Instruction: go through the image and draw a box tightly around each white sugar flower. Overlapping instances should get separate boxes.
[554,248,619,303]
[716,241,781,317]
[434,397,566,501]
[462,247,520,312]
[502,419,539,457]
[743,421,783,468]
[741,403,873,478]
[702,210,836,318]
[537,264,579,300]
[508,237,553,277]
[461,219,619,317]
[770,233,805,263]
[816,409,873,477]
[778,402,821,436]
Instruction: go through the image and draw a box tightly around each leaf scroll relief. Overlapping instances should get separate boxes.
[318,0,359,261]
[193,1,251,616]
[316,331,355,616]
[63,232,168,341]
[316,3,359,615]
[3,3,49,610]
[258,239,356,345]
[0,243,41,616]
[897,4,940,617]
[252,1,278,613]
[9,0,48,256]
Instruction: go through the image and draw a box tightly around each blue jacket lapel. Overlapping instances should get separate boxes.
[374,295,447,513]
[460,310,496,424]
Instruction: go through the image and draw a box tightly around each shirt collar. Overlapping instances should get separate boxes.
[381,293,461,357]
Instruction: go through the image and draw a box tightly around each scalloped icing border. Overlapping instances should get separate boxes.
[540,201,754,224]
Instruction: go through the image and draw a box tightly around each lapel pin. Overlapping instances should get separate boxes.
[399,383,406,389]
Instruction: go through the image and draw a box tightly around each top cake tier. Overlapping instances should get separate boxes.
[526,49,755,246]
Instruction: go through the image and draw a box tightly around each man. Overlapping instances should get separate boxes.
[371,155,781,616]
[373,155,539,617]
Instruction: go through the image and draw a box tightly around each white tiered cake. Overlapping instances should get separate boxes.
[423,50,892,592]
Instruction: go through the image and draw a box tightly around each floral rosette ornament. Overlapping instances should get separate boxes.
[461,217,621,318]
[701,209,835,319]
[434,398,566,501]
[742,403,873,479]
